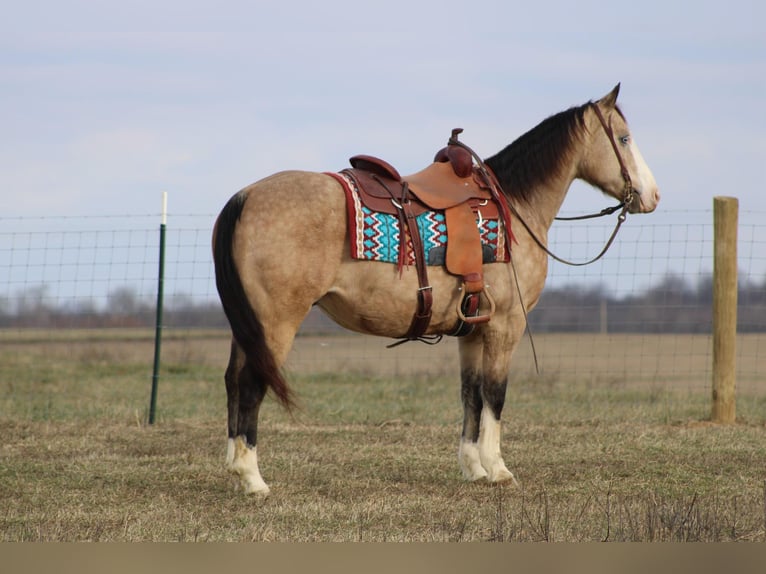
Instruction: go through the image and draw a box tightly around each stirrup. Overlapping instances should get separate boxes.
[456,285,496,325]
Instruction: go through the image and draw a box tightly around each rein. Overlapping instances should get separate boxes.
[511,201,629,267]
[554,202,624,221]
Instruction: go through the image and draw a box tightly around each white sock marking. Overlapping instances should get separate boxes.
[459,438,489,481]
[228,436,270,496]
[478,405,516,484]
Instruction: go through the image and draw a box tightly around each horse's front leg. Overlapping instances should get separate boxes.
[477,373,516,484]
[458,334,489,481]
[458,329,518,484]
[478,327,517,484]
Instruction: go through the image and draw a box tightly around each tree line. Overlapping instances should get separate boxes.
[1,273,765,333]
[529,273,766,333]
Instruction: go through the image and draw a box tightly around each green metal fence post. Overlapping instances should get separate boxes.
[149,192,167,425]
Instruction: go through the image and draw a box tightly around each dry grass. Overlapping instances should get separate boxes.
[1,329,765,541]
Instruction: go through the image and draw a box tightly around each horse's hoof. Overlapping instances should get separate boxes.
[487,467,519,486]
[241,480,271,498]
[462,467,489,482]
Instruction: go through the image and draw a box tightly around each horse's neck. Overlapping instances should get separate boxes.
[517,165,578,234]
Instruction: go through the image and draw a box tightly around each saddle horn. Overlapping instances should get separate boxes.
[433,128,473,178]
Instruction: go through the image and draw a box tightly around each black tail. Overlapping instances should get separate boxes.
[213,192,294,410]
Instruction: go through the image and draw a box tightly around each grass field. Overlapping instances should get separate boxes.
[1,329,765,541]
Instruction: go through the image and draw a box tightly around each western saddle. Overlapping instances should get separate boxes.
[340,129,513,344]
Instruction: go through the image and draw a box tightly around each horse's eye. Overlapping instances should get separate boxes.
[620,135,630,145]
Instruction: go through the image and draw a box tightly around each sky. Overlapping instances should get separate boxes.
[2,0,763,221]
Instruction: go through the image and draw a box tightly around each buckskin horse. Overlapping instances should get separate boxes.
[213,84,659,496]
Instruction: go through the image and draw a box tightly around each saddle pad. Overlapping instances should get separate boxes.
[333,172,509,266]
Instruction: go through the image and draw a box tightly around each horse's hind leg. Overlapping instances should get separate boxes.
[224,317,305,496]
[224,339,270,496]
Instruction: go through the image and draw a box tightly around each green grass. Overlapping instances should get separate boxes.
[1,331,765,541]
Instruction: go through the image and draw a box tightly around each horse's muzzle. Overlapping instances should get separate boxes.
[630,187,660,214]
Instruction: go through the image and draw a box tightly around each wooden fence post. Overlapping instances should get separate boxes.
[712,196,738,424]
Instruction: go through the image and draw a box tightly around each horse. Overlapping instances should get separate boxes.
[212,84,660,496]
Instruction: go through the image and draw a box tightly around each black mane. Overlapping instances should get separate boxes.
[484,103,590,203]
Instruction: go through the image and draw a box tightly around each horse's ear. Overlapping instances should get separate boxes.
[598,83,621,108]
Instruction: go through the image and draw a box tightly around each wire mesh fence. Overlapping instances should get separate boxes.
[1,210,764,395]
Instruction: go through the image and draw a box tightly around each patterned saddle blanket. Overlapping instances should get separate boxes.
[335,172,509,266]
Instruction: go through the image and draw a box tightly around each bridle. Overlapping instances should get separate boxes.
[511,102,638,267]
[588,103,637,215]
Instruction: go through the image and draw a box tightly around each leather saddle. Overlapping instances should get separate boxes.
[340,129,510,343]
[348,151,496,214]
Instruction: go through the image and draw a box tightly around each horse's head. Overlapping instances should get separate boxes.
[581,84,660,214]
